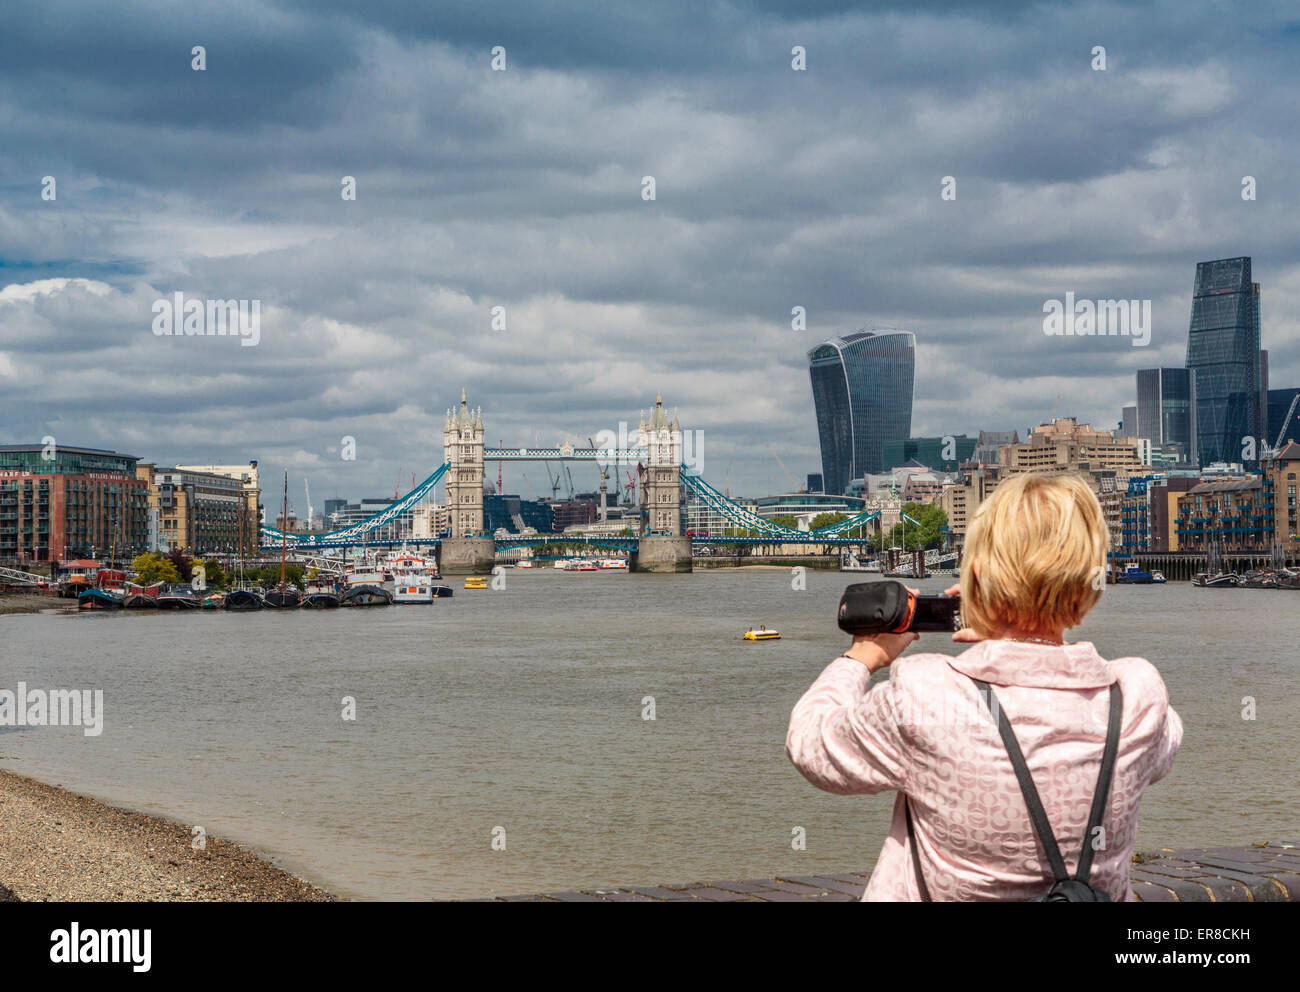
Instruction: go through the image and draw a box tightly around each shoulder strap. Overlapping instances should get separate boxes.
[904,798,931,901]
[971,677,1122,885]
[1075,682,1123,882]
[971,678,1068,882]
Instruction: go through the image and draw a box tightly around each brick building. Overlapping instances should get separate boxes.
[0,444,148,563]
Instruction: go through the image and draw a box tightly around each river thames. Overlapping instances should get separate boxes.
[1,569,1295,900]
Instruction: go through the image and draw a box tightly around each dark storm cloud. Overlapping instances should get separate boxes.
[1,0,1299,501]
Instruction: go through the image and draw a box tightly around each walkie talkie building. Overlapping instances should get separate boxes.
[1185,257,1263,465]
[807,330,915,495]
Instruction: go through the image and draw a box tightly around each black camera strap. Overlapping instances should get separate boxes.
[904,677,1122,901]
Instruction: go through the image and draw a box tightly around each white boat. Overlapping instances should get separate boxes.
[515,560,535,569]
[599,557,628,570]
[389,552,438,604]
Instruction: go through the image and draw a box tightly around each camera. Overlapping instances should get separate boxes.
[837,580,961,634]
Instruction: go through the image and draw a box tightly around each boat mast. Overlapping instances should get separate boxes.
[280,470,288,591]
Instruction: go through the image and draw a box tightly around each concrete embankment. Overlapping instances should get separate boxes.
[0,770,334,901]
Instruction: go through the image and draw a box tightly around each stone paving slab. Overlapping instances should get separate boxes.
[477,842,1297,901]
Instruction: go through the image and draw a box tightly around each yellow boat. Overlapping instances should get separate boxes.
[464,576,489,589]
[743,627,780,641]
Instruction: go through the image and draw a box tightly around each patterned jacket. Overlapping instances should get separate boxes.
[786,640,1183,900]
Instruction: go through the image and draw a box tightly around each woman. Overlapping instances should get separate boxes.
[786,472,1182,900]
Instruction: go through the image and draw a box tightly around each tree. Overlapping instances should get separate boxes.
[770,513,800,531]
[129,552,180,586]
[201,557,227,590]
[810,511,847,532]
[166,550,194,582]
[885,502,948,550]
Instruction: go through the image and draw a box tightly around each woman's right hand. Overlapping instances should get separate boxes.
[945,583,982,643]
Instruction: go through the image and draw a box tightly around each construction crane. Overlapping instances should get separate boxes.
[625,469,637,506]
[563,464,575,500]
[544,462,561,500]
[767,444,801,493]
[1273,393,1300,453]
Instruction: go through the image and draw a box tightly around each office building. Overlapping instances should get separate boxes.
[0,444,149,563]
[1121,405,1138,437]
[1135,368,1197,463]
[881,435,976,473]
[1003,419,1144,480]
[1185,257,1265,465]
[137,465,252,555]
[808,329,915,494]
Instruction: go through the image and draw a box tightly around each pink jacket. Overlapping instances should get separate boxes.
[786,640,1182,901]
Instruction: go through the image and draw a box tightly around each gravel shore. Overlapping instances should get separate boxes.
[0,593,71,615]
[0,769,336,901]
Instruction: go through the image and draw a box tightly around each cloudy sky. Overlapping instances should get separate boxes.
[3,0,1299,509]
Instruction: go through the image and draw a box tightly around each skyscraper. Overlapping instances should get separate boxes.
[1136,368,1197,462]
[1185,257,1264,465]
[808,329,915,495]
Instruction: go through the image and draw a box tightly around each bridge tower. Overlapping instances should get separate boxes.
[440,389,496,573]
[632,393,692,572]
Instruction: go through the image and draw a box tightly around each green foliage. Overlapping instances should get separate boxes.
[166,550,194,582]
[810,511,847,532]
[129,552,180,586]
[250,564,306,589]
[770,513,800,531]
[201,557,227,590]
[883,502,948,550]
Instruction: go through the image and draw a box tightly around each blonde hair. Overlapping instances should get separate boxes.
[959,472,1107,638]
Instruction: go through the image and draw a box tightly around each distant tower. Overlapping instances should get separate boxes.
[638,393,682,536]
[443,389,485,537]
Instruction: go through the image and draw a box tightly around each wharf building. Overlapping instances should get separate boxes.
[1173,442,1300,553]
[1119,475,1201,554]
[174,462,262,526]
[136,464,256,555]
[0,444,148,564]
[808,329,915,495]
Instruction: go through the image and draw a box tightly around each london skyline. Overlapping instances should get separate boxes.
[2,1,1299,501]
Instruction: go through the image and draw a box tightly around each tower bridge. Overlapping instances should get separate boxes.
[259,390,880,572]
